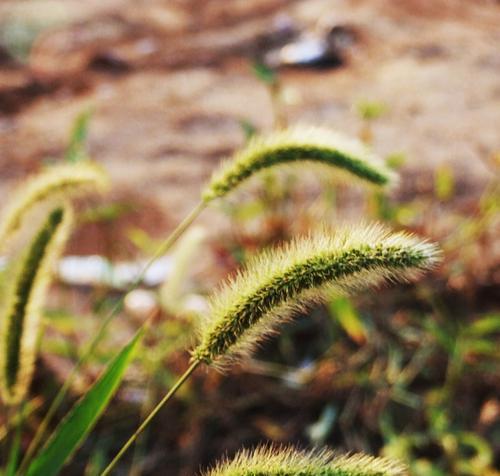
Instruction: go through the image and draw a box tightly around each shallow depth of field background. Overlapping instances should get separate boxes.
[0,1,499,475]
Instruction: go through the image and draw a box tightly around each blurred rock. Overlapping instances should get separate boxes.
[124,288,159,319]
[57,254,173,289]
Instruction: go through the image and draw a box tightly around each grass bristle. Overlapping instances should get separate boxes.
[0,161,108,249]
[202,444,408,476]
[192,224,440,367]
[0,205,73,404]
[202,125,396,202]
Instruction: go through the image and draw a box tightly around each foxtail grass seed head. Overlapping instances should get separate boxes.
[0,205,73,404]
[192,224,440,367]
[0,161,108,248]
[202,444,408,476]
[202,126,396,202]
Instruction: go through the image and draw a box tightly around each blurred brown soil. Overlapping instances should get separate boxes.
[0,0,499,240]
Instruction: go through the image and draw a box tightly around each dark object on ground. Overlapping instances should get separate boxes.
[263,23,358,69]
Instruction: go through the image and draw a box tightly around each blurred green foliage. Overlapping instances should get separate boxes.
[356,100,388,121]
[66,110,92,164]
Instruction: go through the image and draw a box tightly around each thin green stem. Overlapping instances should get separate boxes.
[100,360,200,476]
[17,201,206,475]
[128,351,163,476]
[6,403,25,476]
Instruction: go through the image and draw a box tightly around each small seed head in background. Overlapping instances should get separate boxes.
[202,125,396,202]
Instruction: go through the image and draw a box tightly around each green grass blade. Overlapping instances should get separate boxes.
[329,296,367,345]
[66,110,92,163]
[25,330,143,476]
[5,405,25,476]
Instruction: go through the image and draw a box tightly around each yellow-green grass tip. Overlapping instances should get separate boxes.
[0,161,109,249]
[202,125,396,202]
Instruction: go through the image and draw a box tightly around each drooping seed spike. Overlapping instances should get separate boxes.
[0,161,108,249]
[192,224,440,367]
[0,204,73,404]
[202,125,396,202]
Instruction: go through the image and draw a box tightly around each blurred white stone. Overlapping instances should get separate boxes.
[124,289,158,319]
[56,254,173,289]
[279,36,327,64]
[143,255,174,287]
[58,255,112,286]
[183,293,209,316]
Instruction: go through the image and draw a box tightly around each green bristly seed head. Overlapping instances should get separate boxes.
[0,205,72,404]
[0,161,108,249]
[192,224,440,367]
[202,126,395,202]
[202,445,408,476]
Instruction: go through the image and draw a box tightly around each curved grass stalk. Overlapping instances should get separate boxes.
[101,225,438,474]
[0,162,108,250]
[0,205,72,405]
[192,224,440,367]
[203,444,408,476]
[202,126,395,202]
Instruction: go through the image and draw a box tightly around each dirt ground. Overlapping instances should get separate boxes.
[0,0,499,232]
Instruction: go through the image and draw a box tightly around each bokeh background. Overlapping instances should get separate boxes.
[0,1,499,475]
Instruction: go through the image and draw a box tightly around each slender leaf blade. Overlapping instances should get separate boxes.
[329,297,367,344]
[26,330,143,476]
[66,110,91,163]
[5,404,24,476]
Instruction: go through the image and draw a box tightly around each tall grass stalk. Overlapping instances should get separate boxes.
[17,201,207,472]
[25,125,391,468]
[193,224,439,367]
[101,225,438,474]
[0,205,72,405]
[100,361,199,476]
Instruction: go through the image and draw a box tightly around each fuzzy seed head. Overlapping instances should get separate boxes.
[0,205,73,404]
[192,224,440,367]
[0,161,108,249]
[202,444,408,476]
[202,126,396,202]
